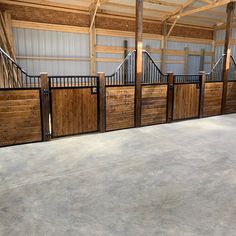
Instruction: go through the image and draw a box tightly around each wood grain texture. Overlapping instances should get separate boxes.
[173,84,200,120]
[51,88,98,137]
[0,89,42,147]
[203,82,223,117]
[141,85,167,126]
[225,82,236,114]
[106,86,135,131]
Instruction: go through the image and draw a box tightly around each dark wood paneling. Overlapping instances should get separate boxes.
[51,88,98,137]
[173,84,200,120]
[106,86,135,131]
[225,82,236,113]
[0,89,42,147]
[141,85,167,126]
[203,82,223,117]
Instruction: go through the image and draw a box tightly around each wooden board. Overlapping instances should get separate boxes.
[51,88,98,137]
[173,84,200,120]
[106,86,135,131]
[141,85,167,126]
[203,82,223,117]
[225,81,236,113]
[0,89,42,147]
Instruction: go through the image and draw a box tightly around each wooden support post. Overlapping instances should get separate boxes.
[161,21,167,73]
[124,40,128,84]
[199,49,205,71]
[135,0,143,127]
[221,2,235,114]
[167,72,174,122]
[98,72,106,132]
[89,27,96,75]
[211,30,216,70]
[199,71,206,118]
[124,40,128,59]
[40,73,51,141]
[89,4,97,76]
[184,47,189,74]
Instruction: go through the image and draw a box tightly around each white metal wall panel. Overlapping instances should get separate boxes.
[188,55,201,74]
[166,40,212,74]
[215,30,225,41]
[204,64,211,73]
[13,28,90,75]
[231,45,236,58]
[215,46,224,62]
[97,62,121,75]
[17,59,89,75]
[167,41,211,51]
[166,64,184,74]
[97,35,135,47]
[143,39,161,49]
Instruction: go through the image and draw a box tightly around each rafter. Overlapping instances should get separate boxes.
[162,0,196,21]
[89,0,101,31]
[144,0,181,7]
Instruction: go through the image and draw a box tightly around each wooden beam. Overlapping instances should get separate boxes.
[161,21,167,72]
[135,0,143,127]
[163,0,195,21]
[89,0,100,32]
[199,49,205,71]
[184,47,189,74]
[144,0,181,7]
[167,16,180,38]
[98,72,106,132]
[40,73,51,141]
[222,2,235,114]
[167,72,174,122]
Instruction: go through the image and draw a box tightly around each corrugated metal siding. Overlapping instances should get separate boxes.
[97,62,121,75]
[143,39,161,49]
[13,28,90,75]
[214,29,236,63]
[97,35,135,47]
[167,41,211,51]
[188,55,201,74]
[96,35,162,74]
[204,64,211,73]
[215,46,224,62]
[215,30,225,41]
[166,41,212,74]
[166,64,184,74]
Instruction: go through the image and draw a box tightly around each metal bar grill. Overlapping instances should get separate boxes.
[0,47,40,88]
[49,76,98,88]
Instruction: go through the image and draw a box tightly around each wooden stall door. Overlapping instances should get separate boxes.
[141,85,168,126]
[203,82,223,117]
[173,84,200,120]
[106,86,135,131]
[0,89,42,147]
[225,82,236,113]
[51,88,98,137]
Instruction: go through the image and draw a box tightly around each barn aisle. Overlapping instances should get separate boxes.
[0,114,236,235]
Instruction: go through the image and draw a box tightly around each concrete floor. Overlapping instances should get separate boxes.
[0,115,236,236]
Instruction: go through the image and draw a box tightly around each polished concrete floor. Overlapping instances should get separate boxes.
[0,114,236,236]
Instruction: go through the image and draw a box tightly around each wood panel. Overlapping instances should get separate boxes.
[203,82,223,117]
[106,86,135,131]
[225,82,236,113]
[51,88,98,137]
[0,89,42,147]
[141,85,167,126]
[173,84,200,120]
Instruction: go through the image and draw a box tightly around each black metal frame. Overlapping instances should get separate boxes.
[0,48,40,88]
[48,75,99,138]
